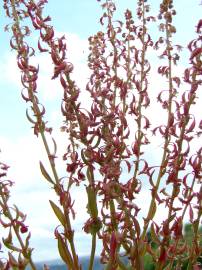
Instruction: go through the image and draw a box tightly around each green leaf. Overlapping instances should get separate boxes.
[86,186,98,218]
[133,218,141,238]
[139,240,146,256]
[193,220,199,235]
[25,232,31,250]
[167,213,176,224]
[57,234,73,268]
[49,200,66,226]
[150,223,160,245]
[148,201,156,220]
[2,240,21,252]
[2,228,12,246]
[40,161,54,184]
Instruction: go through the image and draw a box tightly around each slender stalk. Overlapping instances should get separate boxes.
[106,0,118,107]
[141,8,174,242]
[133,0,146,179]
[156,79,198,270]
[88,232,96,270]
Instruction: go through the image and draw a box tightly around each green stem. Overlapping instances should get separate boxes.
[88,232,97,270]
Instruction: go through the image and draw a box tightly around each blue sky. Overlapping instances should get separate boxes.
[0,0,201,263]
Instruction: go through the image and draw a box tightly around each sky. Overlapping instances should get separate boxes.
[0,0,201,263]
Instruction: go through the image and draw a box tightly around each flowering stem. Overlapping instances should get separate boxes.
[141,5,174,243]
[106,0,118,107]
[8,1,79,269]
[0,186,37,270]
[134,0,146,178]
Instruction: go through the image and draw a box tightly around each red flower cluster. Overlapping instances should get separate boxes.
[1,0,202,269]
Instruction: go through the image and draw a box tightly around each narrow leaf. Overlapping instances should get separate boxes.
[25,232,31,250]
[150,223,160,244]
[86,186,98,218]
[40,161,54,184]
[57,235,73,268]
[49,200,65,226]
[148,201,156,220]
